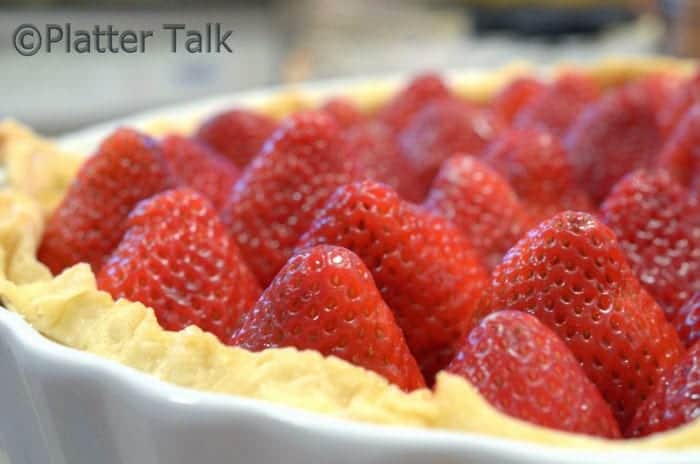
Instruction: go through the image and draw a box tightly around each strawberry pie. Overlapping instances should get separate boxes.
[0,57,698,450]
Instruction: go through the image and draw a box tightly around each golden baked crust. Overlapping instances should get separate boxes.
[0,57,698,450]
[0,121,82,215]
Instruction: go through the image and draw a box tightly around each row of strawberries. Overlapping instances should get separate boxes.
[37,70,699,441]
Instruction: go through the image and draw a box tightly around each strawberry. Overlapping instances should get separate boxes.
[483,129,593,223]
[377,72,450,133]
[222,111,358,286]
[233,245,425,391]
[629,73,684,117]
[490,77,545,126]
[626,341,700,437]
[600,170,700,320]
[491,211,685,428]
[674,292,700,349]
[196,109,277,168]
[38,128,174,275]
[340,122,422,202]
[97,188,261,344]
[659,71,700,136]
[321,97,364,129]
[161,135,240,211]
[399,98,499,199]
[657,104,700,192]
[298,180,490,382]
[423,156,530,270]
[447,310,621,438]
[514,73,600,136]
[565,83,664,204]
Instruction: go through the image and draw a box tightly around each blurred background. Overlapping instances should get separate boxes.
[0,0,697,134]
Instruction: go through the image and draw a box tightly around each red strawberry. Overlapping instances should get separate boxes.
[377,72,450,133]
[629,73,684,117]
[196,109,277,168]
[321,97,364,129]
[447,310,621,438]
[233,245,425,391]
[423,156,530,270]
[97,188,261,344]
[483,129,593,223]
[491,211,685,428]
[298,180,490,382]
[490,77,545,126]
[674,292,700,349]
[565,83,664,204]
[399,98,499,199]
[340,122,422,202]
[222,111,358,285]
[514,73,600,136]
[659,71,700,136]
[657,104,700,191]
[626,341,700,437]
[600,170,700,320]
[161,135,240,211]
[38,128,174,275]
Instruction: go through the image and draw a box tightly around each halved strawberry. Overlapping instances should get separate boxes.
[222,111,358,285]
[490,76,545,126]
[399,98,499,199]
[233,245,425,391]
[340,122,422,202]
[97,188,261,344]
[196,109,277,168]
[38,128,174,274]
[626,341,700,437]
[657,104,700,192]
[161,135,240,211]
[514,72,600,136]
[565,83,664,204]
[447,310,621,438]
[600,170,700,320]
[321,97,365,129]
[674,292,700,349]
[491,211,685,428]
[483,129,593,223]
[377,72,450,133]
[298,180,490,382]
[423,156,530,269]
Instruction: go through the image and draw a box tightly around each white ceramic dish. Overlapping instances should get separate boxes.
[1,72,699,464]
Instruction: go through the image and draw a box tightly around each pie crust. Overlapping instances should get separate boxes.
[0,56,698,450]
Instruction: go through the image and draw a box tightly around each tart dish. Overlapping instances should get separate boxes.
[1,57,699,462]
